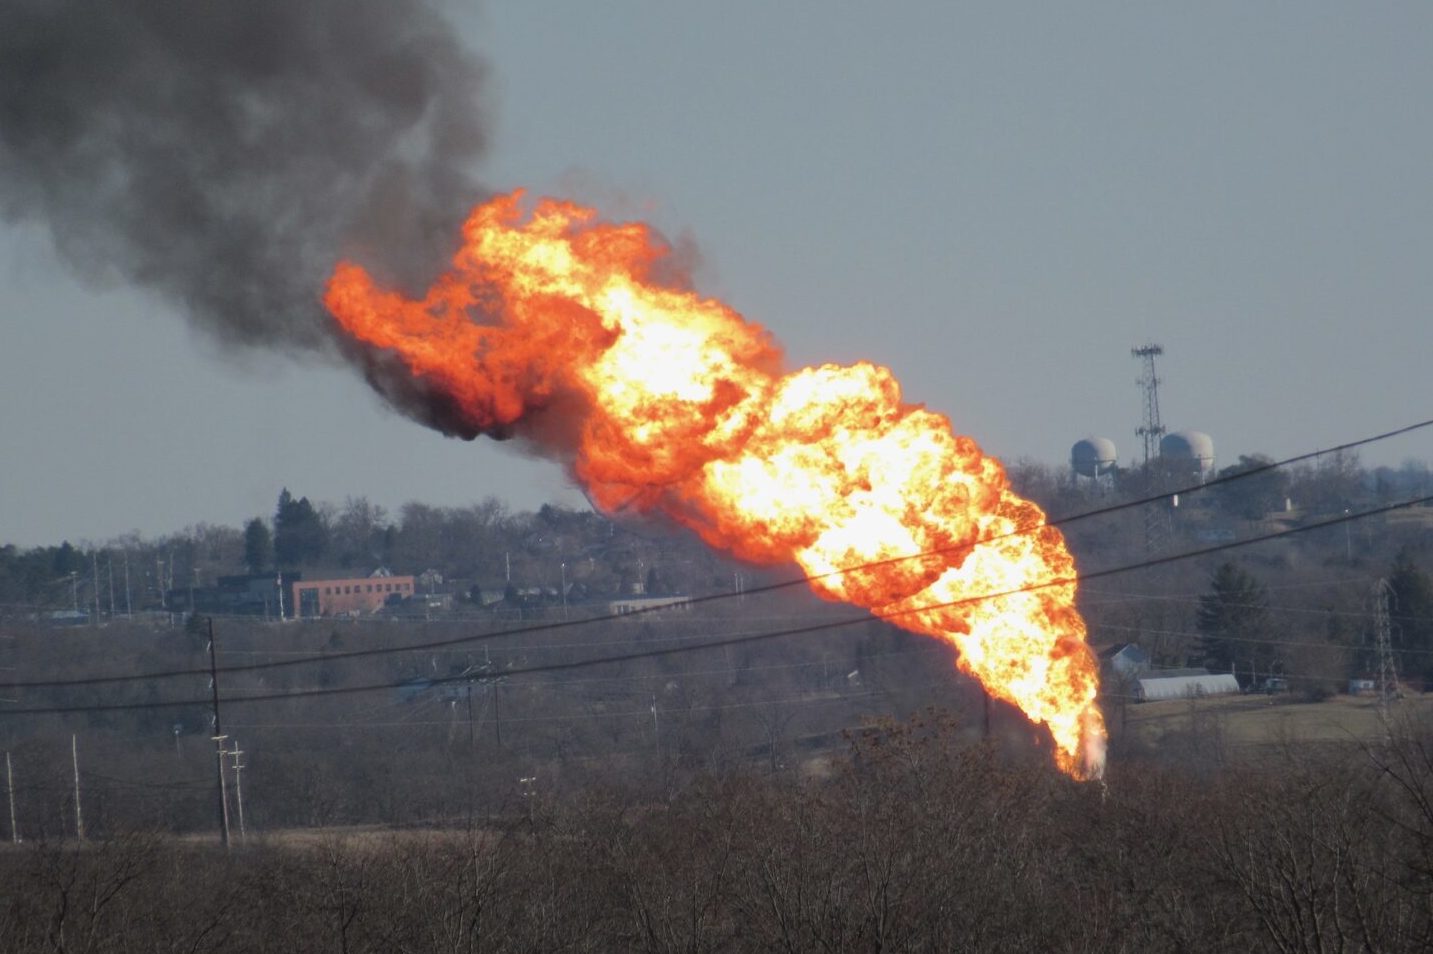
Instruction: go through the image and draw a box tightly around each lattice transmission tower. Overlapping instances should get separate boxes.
[1372,578,1401,718]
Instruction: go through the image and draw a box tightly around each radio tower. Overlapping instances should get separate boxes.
[1132,344,1168,552]
[1132,344,1166,464]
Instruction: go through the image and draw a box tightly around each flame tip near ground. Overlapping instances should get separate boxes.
[325,189,1108,779]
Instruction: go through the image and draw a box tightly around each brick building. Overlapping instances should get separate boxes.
[291,571,416,619]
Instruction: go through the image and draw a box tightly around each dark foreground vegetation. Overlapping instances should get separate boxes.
[3,453,1432,950]
[3,716,1433,953]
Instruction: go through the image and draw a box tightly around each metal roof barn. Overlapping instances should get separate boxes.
[1137,672,1240,701]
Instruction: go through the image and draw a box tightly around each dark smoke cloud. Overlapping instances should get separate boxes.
[0,0,488,352]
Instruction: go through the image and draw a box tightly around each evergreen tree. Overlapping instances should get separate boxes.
[1195,562,1270,678]
[1212,454,1289,521]
[51,540,80,576]
[273,488,328,568]
[243,518,272,574]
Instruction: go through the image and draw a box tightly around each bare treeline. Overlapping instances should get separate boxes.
[2,716,1432,953]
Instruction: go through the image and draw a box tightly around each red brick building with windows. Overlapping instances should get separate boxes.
[291,573,416,618]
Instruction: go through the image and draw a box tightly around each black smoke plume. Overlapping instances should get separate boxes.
[0,0,488,353]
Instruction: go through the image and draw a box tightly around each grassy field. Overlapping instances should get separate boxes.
[1122,691,1433,750]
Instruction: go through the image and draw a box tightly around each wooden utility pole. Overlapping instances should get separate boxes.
[92,552,101,624]
[71,734,84,840]
[6,751,17,843]
[494,680,503,747]
[228,740,246,841]
[207,618,231,848]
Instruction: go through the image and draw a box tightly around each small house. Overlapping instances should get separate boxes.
[1098,643,1151,679]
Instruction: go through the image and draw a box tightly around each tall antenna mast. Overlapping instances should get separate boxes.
[1132,344,1169,552]
[1132,344,1165,465]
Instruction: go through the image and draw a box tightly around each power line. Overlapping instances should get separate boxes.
[163,642,952,700]
[1046,414,1433,536]
[227,686,912,731]
[213,613,862,658]
[6,493,1432,708]
[4,491,1431,717]
[7,414,1433,694]
[1092,620,1433,658]
[1082,574,1377,603]
[1086,580,1433,626]
[68,605,1415,709]
[79,771,212,792]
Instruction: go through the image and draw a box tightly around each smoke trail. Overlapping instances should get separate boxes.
[0,0,488,352]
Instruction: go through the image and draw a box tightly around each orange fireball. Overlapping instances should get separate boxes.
[324,191,1107,779]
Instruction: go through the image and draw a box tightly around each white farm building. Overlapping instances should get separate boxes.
[1136,669,1241,702]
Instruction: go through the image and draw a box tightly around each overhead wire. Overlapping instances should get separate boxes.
[4,489,1431,717]
[4,498,1430,707]
[226,686,918,732]
[1092,620,1433,658]
[6,414,1432,695]
[205,642,951,702]
[1084,576,1433,624]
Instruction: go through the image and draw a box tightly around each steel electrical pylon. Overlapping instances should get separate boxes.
[1373,578,1401,718]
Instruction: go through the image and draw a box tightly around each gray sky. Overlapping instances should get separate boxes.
[3,2,1431,547]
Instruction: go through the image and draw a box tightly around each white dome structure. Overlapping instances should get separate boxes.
[1160,430,1215,477]
[1071,437,1119,478]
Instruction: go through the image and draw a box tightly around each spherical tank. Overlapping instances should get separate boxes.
[1160,430,1215,471]
[1071,437,1118,477]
